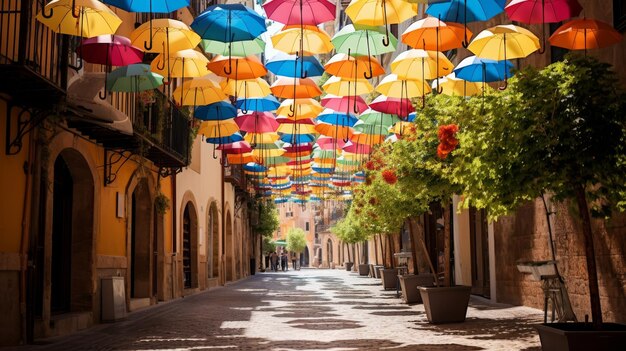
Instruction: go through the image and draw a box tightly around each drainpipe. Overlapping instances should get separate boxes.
[171,174,177,299]
[220,157,225,286]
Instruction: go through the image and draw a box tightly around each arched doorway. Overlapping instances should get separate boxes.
[208,203,219,278]
[225,211,233,282]
[130,178,151,299]
[234,221,240,279]
[326,239,333,266]
[49,150,95,315]
[182,202,198,289]
[300,246,309,267]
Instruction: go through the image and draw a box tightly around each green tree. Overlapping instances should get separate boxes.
[254,200,279,238]
[453,54,626,327]
[286,227,307,254]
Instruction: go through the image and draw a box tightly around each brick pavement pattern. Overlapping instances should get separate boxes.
[14,269,545,351]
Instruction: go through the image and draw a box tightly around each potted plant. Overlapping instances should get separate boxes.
[454,55,626,347]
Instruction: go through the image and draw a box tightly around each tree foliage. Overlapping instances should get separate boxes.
[286,227,307,253]
[262,236,276,253]
[253,200,280,237]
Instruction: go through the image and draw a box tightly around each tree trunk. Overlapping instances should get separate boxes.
[352,244,356,268]
[373,235,379,264]
[387,235,394,268]
[346,242,352,263]
[380,234,387,266]
[574,184,603,328]
[407,217,420,274]
[443,203,451,287]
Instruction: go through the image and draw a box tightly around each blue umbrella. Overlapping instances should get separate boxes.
[236,96,280,112]
[453,56,513,83]
[407,112,416,122]
[274,197,290,204]
[266,53,325,78]
[103,0,189,12]
[205,132,244,145]
[280,134,316,144]
[316,110,358,127]
[194,101,237,121]
[244,163,267,172]
[426,0,506,46]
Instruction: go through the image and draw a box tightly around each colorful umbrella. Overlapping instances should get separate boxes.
[262,0,336,25]
[130,19,200,54]
[106,64,163,92]
[401,16,471,51]
[505,0,582,53]
[368,96,414,117]
[277,98,323,119]
[332,24,397,78]
[271,77,323,99]
[221,78,272,99]
[434,73,482,97]
[316,109,359,127]
[266,53,325,77]
[549,19,624,54]
[376,74,431,99]
[324,53,385,79]
[321,95,368,115]
[235,112,279,133]
[206,132,244,145]
[236,96,280,113]
[345,0,418,46]
[150,49,210,83]
[198,119,240,138]
[271,25,334,55]
[453,56,513,83]
[200,37,266,56]
[173,74,226,107]
[207,55,268,79]
[391,49,454,80]
[322,76,374,96]
[468,24,540,88]
[194,101,238,121]
[217,141,253,154]
[37,0,122,38]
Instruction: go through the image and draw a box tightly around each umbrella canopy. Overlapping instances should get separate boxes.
[505,0,582,24]
[453,56,513,83]
[173,74,226,106]
[221,78,272,99]
[277,98,323,118]
[151,49,210,81]
[435,73,482,97]
[236,96,281,112]
[206,132,244,145]
[103,0,189,12]
[376,74,431,98]
[353,120,390,135]
[207,55,268,79]
[350,132,386,146]
[106,64,163,92]
[191,4,267,42]
[277,123,318,134]
[198,119,240,138]
[37,0,122,37]
[77,35,143,66]
[321,95,368,115]
[316,109,359,126]
[236,112,279,133]
[194,101,238,121]
[324,53,385,79]
[391,49,454,80]
[263,0,336,25]
[346,0,418,26]
[271,77,323,98]
[200,37,266,56]
[549,19,623,51]
[245,132,281,144]
[368,96,414,117]
[217,141,253,154]
[322,76,374,96]
[228,152,258,164]
[271,25,334,55]
[426,0,506,24]
[130,19,200,53]
[315,122,353,140]
[266,53,325,77]
[332,24,398,55]
[401,16,471,51]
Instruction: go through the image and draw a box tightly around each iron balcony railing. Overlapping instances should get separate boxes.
[225,164,247,189]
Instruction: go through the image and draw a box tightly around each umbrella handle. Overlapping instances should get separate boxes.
[538,0,546,54]
[363,55,373,79]
[461,0,469,48]
[498,34,508,90]
[41,1,54,18]
[381,0,390,47]
[71,0,80,18]
[156,55,165,71]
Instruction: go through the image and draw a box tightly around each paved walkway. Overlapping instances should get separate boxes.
[15,269,544,351]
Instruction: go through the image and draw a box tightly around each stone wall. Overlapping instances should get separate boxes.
[494,198,626,323]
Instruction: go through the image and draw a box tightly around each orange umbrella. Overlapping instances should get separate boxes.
[549,19,623,54]
[270,77,323,98]
[227,152,257,164]
[350,132,385,146]
[315,122,353,141]
[401,16,471,51]
[207,55,268,79]
[324,53,385,79]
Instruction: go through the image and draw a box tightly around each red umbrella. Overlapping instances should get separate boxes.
[549,19,623,54]
[276,117,315,125]
[217,141,253,154]
[77,34,144,99]
[321,95,368,114]
[343,141,371,154]
[369,95,415,116]
[505,0,582,53]
[235,112,279,133]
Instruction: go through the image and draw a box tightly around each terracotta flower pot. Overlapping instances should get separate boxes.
[419,285,471,323]
[344,262,354,271]
[381,268,401,290]
[535,323,626,351]
[398,274,435,304]
[358,264,370,276]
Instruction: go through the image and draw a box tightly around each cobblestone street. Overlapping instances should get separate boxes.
[12,269,545,351]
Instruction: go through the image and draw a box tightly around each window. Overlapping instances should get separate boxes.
[305,222,310,231]
[615,0,626,32]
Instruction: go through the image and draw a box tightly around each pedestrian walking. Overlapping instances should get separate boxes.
[281,252,287,271]
[270,252,278,272]
[291,252,297,270]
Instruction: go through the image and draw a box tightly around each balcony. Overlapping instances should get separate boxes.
[224,164,247,190]
[0,0,68,107]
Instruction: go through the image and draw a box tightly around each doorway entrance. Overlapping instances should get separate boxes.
[470,208,490,298]
[130,179,151,299]
[182,202,198,289]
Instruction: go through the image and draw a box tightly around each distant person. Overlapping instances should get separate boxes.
[270,252,278,272]
[291,252,297,270]
[281,252,288,271]
[265,251,271,271]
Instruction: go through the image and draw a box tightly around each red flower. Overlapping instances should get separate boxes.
[365,160,376,170]
[437,124,459,159]
[368,197,378,205]
[381,169,398,185]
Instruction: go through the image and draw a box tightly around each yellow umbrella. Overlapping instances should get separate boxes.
[434,73,483,97]
[468,24,539,88]
[277,123,317,134]
[221,78,272,99]
[198,119,240,139]
[375,74,430,98]
[391,49,453,80]
[271,25,334,55]
[322,75,374,96]
[244,132,280,144]
[151,49,210,83]
[345,0,418,46]
[277,99,323,119]
[130,19,201,53]
[36,0,121,37]
[173,74,226,106]
[253,148,285,158]
[324,53,386,79]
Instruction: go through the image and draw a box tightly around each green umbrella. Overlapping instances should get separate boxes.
[332,24,398,56]
[353,120,390,135]
[200,37,266,57]
[337,157,361,166]
[106,63,163,92]
[358,109,400,127]
[312,149,338,159]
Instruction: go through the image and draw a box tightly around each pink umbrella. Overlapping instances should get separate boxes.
[284,144,313,153]
[276,117,315,125]
[343,141,371,154]
[316,136,346,150]
[78,35,144,99]
[505,0,582,53]
[217,141,253,154]
[369,95,415,116]
[235,112,279,133]
[321,95,368,114]
[262,0,336,26]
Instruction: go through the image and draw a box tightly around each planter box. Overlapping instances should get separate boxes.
[398,274,435,304]
[373,265,385,279]
[381,268,401,290]
[344,262,354,271]
[419,285,471,323]
[358,264,370,276]
[535,323,626,351]
[368,264,375,277]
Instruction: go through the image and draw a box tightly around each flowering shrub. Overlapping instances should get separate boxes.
[437,124,459,159]
[381,169,398,185]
